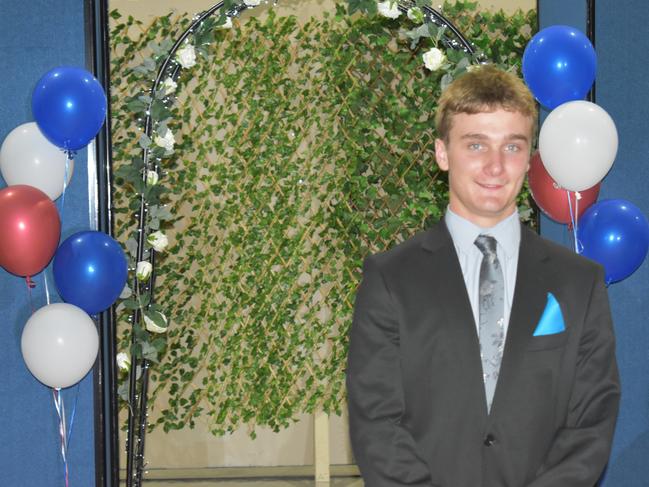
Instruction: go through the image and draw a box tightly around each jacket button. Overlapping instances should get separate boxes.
[484,434,496,446]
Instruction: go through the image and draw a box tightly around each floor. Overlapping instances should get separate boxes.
[140,480,362,486]
[123,466,363,486]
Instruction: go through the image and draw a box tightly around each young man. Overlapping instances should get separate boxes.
[346,65,620,487]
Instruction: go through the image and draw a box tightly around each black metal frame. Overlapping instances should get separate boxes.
[85,1,119,487]
[586,0,596,102]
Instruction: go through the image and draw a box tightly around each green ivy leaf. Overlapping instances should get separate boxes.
[132,57,157,74]
[121,298,140,310]
[126,97,148,113]
[141,341,160,362]
[139,133,152,149]
[150,99,172,120]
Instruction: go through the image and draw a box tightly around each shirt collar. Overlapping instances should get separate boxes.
[444,207,520,258]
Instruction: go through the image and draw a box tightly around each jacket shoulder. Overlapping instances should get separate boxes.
[526,226,605,276]
[366,224,444,273]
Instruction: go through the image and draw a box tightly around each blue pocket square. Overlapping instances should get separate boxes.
[533,293,565,336]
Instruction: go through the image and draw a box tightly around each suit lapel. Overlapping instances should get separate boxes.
[490,225,550,416]
[422,222,488,419]
[421,222,553,418]
[421,221,477,343]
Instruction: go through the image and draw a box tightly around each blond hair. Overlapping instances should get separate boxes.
[435,65,537,142]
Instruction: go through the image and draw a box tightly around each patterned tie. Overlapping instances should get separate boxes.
[474,235,505,412]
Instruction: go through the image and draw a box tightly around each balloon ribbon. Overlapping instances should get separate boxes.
[52,384,80,487]
[25,276,36,314]
[59,152,73,213]
[53,388,69,487]
[566,190,583,254]
[42,271,51,306]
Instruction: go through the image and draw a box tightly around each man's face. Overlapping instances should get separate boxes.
[435,108,533,228]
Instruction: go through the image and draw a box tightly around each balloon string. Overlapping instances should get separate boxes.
[574,192,583,254]
[567,191,584,254]
[42,271,51,306]
[53,388,69,487]
[25,276,36,314]
[567,191,578,253]
[67,382,81,447]
[60,153,72,214]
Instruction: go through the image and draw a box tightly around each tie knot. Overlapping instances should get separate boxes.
[475,235,498,257]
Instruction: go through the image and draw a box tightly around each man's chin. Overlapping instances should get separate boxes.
[472,202,517,223]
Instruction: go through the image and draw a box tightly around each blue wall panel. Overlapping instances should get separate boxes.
[539,0,649,485]
[0,1,96,485]
[592,1,649,485]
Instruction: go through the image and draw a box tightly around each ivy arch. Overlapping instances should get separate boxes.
[109,2,535,484]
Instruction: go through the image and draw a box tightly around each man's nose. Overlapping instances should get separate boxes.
[485,151,505,175]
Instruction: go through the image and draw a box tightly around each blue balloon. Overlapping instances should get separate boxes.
[53,231,128,315]
[32,66,107,152]
[578,199,649,284]
[522,25,597,109]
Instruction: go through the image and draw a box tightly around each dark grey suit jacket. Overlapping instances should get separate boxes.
[346,221,620,487]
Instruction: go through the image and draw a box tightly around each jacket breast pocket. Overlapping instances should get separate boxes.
[526,331,568,351]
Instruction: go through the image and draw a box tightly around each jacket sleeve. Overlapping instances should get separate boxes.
[527,265,621,487]
[346,255,437,487]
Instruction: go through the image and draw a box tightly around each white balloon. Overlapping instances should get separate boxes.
[0,122,74,200]
[21,303,99,389]
[539,100,618,192]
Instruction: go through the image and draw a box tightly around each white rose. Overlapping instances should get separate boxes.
[407,7,424,23]
[146,170,159,186]
[147,231,169,252]
[144,312,168,334]
[377,1,401,19]
[218,16,233,29]
[244,0,261,6]
[154,129,175,151]
[160,77,177,95]
[136,261,153,282]
[423,47,446,71]
[176,44,197,69]
[116,352,131,371]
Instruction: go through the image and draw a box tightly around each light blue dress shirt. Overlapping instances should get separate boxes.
[444,208,521,337]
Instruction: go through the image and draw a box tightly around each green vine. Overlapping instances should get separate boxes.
[110,1,536,436]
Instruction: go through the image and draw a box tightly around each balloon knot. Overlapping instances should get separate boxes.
[26,276,36,289]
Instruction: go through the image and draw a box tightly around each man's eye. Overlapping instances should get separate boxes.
[468,143,483,150]
[505,144,520,152]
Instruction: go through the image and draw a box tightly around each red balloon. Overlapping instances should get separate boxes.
[0,185,61,276]
[528,152,600,224]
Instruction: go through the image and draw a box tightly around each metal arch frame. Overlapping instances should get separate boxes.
[85,1,118,487]
[407,3,478,55]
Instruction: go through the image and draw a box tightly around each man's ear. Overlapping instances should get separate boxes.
[435,138,449,171]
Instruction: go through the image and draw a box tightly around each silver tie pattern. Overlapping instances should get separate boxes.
[474,235,505,412]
